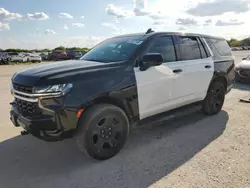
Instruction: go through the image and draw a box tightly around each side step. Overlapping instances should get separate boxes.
[137,101,202,127]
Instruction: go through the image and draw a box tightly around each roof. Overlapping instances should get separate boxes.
[112,31,225,40]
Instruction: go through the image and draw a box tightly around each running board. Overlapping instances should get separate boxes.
[137,101,202,127]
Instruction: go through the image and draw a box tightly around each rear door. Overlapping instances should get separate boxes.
[174,35,214,104]
[134,35,184,120]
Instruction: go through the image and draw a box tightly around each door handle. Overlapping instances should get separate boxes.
[173,69,183,73]
[205,65,211,69]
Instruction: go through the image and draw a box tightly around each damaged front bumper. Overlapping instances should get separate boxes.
[10,87,78,142]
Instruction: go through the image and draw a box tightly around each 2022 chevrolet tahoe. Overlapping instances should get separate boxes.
[10,30,235,160]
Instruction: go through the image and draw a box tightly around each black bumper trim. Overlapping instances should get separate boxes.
[10,110,73,142]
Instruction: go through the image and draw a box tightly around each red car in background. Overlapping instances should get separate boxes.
[48,51,70,61]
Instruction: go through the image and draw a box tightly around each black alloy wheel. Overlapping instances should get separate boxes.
[76,104,129,160]
[202,82,226,115]
[90,115,124,153]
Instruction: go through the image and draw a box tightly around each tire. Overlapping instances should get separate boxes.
[202,81,226,115]
[75,104,129,160]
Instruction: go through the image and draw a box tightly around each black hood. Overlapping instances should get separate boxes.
[12,60,123,86]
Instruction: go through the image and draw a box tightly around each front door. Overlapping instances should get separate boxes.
[134,35,183,120]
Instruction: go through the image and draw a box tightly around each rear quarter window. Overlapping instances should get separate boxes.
[205,38,232,57]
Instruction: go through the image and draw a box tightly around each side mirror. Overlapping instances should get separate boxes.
[139,53,164,71]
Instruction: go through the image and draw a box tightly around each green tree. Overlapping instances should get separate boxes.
[54,46,66,51]
[241,38,250,46]
[40,48,51,52]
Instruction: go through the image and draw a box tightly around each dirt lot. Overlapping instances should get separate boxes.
[0,52,250,188]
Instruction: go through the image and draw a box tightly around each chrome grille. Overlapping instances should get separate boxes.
[13,83,33,93]
[15,98,41,117]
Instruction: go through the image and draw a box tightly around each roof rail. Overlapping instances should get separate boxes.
[146,28,154,34]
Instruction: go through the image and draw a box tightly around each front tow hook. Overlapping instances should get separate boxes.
[10,102,16,105]
[21,130,30,136]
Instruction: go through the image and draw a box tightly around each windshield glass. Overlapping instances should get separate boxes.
[80,36,144,63]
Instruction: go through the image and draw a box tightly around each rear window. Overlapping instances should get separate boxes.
[205,38,232,57]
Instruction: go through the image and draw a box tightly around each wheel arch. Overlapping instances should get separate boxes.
[85,95,130,117]
[77,88,139,129]
[209,73,228,90]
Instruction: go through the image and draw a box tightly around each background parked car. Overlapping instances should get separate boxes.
[235,55,250,82]
[9,52,27,62]
[66,50,83,59]
[0,52,11,64]
[40,52,49,61]
[24,53,42,63]
[48,51,70,61]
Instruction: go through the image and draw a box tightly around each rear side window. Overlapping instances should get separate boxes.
[205,38,232,57]
[179,36,202,60]
[145,36,176,62]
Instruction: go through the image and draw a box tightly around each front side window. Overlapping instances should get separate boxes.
[145,36,176,62]
[179,36,202,60]
[80,36,144,63]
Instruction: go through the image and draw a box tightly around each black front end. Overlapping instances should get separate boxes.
[235,69,250,83]
[10,83,78,142]
[8,57,136,142]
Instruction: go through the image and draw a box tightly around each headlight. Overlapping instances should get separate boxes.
[34,83,73,94]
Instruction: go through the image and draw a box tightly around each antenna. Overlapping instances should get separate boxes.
[146,28,154,34]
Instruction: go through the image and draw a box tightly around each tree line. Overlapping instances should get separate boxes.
[227,37,250,47]
[0,46,91,53]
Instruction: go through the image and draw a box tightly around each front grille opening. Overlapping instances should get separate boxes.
[240,70,250,77]
[13,83,33,93]
[15,98,41,117]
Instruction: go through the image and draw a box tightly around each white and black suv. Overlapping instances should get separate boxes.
[10,30,235,160]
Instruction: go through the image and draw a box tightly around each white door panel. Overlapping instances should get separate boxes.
[135,57,214,120]
[175,57,214,103]
[134,62,183,120]
[134,62,182,119]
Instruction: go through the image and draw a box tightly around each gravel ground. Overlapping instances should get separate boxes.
[0,52,249,188]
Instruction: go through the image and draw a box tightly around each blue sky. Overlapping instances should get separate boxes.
[1,0,250,49]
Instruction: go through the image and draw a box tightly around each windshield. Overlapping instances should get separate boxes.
[80,36,144,63]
